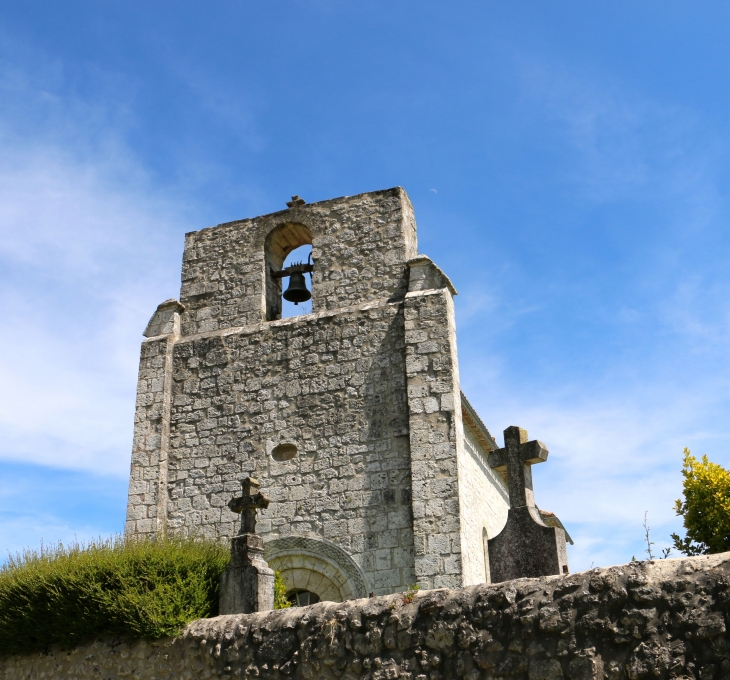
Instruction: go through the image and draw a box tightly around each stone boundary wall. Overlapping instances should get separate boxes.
[2,553,729,680]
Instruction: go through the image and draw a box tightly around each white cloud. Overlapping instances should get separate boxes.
[0,511,113,565]
[461,320,730,571]
[0,64,194,476]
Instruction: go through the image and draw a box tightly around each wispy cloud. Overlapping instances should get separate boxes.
[0,61,194,476]
[0,460,127,562]
[464,383,716,569]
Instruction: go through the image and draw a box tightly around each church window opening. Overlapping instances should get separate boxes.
[272,443,298,461]
[264,223,313,321]
[287,589,320,607]
[482,527,491,583]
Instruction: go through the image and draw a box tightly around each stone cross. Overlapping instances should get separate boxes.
[486,426,569,583]
[219,476,274,615]
[488,425,548,511]
[286,195,306,207]
[228,477,270,535]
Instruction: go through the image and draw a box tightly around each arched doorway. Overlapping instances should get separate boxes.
[287,590,320,607]
[265,535,369,603]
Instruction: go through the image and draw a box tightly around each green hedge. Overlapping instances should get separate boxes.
[0,536,230,656]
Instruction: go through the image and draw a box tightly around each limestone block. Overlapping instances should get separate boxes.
[407,255,457,295]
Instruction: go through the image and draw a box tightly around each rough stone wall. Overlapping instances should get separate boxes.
[460,425,510,585]
[179,188,418,336]
[3,554,729,680]
[166,299,416,595]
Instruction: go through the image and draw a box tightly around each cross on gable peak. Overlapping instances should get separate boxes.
[488,425,549,510]
[490,426,549,468]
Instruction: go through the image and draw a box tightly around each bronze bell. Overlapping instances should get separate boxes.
[283,271,311,305]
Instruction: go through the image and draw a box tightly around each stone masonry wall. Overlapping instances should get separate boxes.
[125,333,176,536]
[404,287,464,591]
[3,553,729,680]
[126,187,514,597]
[165,299,416,595]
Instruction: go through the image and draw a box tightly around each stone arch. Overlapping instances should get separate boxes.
[264,222,312,321]
[264,536,369,602]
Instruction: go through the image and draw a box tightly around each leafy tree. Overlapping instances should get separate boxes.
[671,448,730,555]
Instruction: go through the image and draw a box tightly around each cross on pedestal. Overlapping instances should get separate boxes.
[488,425,548,511]
[228,477,270,535]
[220,476,275,615]
[485,426,569,583]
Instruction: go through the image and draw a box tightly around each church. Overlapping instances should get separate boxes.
[125,187,569,603]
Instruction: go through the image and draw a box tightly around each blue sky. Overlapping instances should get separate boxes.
[2,1,730,571]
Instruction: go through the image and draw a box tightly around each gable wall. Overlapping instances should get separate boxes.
[125,187,488,597]
[166,300,416,595]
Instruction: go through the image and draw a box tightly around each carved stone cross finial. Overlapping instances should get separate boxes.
[228,477,270,535]
[485,426,569,583]
[487,425,548,511]
[286,195,306,208]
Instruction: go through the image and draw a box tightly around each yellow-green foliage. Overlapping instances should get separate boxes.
[0,535,230,656]
[671,448,730,556]
[274,570,291,610]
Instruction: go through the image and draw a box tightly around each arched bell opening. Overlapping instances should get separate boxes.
[264,222,313,321]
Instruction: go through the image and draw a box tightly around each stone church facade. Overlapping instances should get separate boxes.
[125,187,512,600]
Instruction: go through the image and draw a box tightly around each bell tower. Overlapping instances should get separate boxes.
[125,187,518,598]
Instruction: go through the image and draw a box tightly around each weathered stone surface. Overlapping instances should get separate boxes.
[143,299,186,338]
[219,478,275,614]
[179,187,417,334]
[3,554,729,679]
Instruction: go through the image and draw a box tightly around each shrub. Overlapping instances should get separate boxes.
[0,535,230,656]
[274,570,291,610]
[402,583,420,604]
[671,448,730,556]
